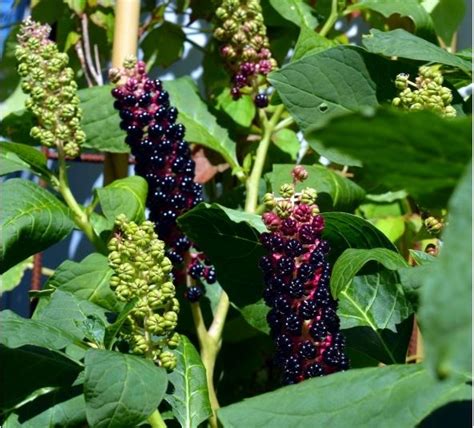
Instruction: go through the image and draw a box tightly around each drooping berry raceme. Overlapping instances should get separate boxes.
[110,58,213,295]
[108,215,180,369]
[15,18,85,157]
[213,0,277,106]
[392,65,456,117]
[259,167,349,384]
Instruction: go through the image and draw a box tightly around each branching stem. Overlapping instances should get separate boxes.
[319,0,338,37]
[55,144,107,253]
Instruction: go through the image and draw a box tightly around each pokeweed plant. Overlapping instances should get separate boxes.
[0,1,471,428]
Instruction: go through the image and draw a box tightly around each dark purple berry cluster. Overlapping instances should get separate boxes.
[213,0,276,107]
[259,167,349,384]
[110,59,213,295]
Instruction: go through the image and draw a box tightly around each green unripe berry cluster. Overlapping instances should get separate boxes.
[15,18,85,157]
[108,214,180,370]
[392,65,456,117]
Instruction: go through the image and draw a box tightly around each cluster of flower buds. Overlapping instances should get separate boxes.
[15,18,85,157]
[213,0,277,107]
[108,215,180,370]
[110,58,215,294]
[392,65,456,117]
[259,166,349,384]
[424,215,443,235]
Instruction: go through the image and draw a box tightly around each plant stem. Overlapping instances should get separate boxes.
[56,144,107,253]
[147,410,167,428]
[319,0,338,37]
[244,105,285,213]
[273,115,295,132]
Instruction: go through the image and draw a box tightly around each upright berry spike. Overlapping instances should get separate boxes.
[213,0,277,108]
[258,166,349,384]
[110,57,215,298]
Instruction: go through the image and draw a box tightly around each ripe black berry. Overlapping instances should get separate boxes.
[255,93,269,108]
[185,286,203,302]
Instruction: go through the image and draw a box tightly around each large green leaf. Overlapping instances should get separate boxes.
[292,25,337,61]
[218,364,470,428]
[267,164,366,211]
[33,290,108,342]
[215,90,256,128]
[0,310,84,351]
[0,257,32,295]
[0,86,130,152]
[178,203,266,307]
[322,212,396,265]
[419,163,472,379]
[178,204,396,308]
[165,336,212,428]
[0,179,74,273]
[97,175,148,226]
[0,142,50,178]
[268,46,403,131]
[331,248,408,297]
[346,0,433,34]
[141,21,185,68]
[423,0,466,45]
[363,29,471,73]
[84,349,168,428]
[5,388,86,428]
[269,0,318,28]
[343,314,414,366]
[79,85,129,153]
[305,108,471,208]
[46,253,119,312]
[0,345,82,411]
[163,78,241,174]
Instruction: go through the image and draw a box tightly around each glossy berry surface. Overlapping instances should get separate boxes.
[258,167,349,385]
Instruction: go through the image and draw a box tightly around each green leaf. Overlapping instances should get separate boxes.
[165,336,212,428]
[0,179,74,273]
[0,310,83,351]
[218,364,470,428]
[423,0,466,45]
[141,22,185,68]
[292,25,337,61]
[178,203,266,307]
[269,0,318,28]
[163,78,241,173]
[104,299,137,350]
[419,163,472,378]
[331,248,408,297]
[409,249,436,266]
[216,90,256,128]
[0,25,20,102]
[0,142,50,178]
[239,300,270,335]
[322,213,397,265]
[271,130,300,161]
[344,313,414,366]
[366,190,408,203]
[84,349,168,428]
[305,108,471,208]
[347,0,433,34]
[0,257,32,295]
[268,46,402,131]
[78,85,129,153]
[268,164,366,211]
[5,388,86,428]
[179,204,396,308]
[0,345,82,410]
[64,0,86,13]
[46,253,119,311]
[0,110,36,145]
[33,290,108,342]
[362,29,471,73]
[97,176,148,225]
